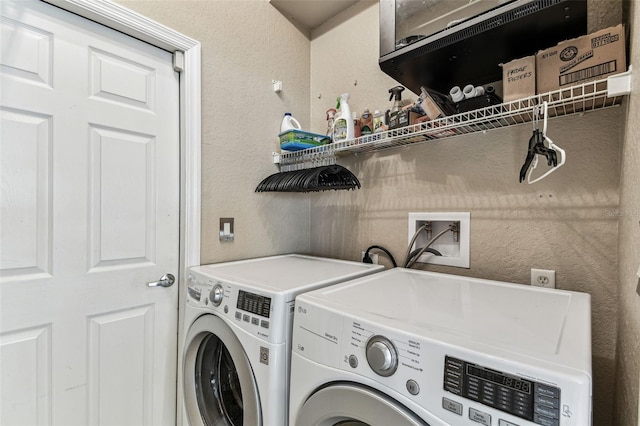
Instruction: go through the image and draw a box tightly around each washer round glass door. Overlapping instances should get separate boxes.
[183,315,261,426]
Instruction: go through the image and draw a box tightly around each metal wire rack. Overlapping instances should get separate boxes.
[274,72,632,172]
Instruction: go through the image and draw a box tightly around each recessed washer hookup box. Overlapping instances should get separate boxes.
[536,24,626,94]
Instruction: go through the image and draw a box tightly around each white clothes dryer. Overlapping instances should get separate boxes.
[289,268,592,426]
[181,254,383,426]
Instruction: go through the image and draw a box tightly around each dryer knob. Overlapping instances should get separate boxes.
[210,285,224,306]
[366,336,398,377]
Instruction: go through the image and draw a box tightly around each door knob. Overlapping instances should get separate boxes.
[147,273,175,288]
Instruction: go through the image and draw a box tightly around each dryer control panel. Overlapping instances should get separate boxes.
[444,356,561,425]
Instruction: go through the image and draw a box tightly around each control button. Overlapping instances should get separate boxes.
[442,397,462,415]
[535,394,560,409]
[534,405,559,419]
[235,312,241,320]
[260,320,269,329]
[469,407,491,426]
[224,305,229,314]
[243,314,250,322]
[533,414,559,426]
[498,420,520,426]
[406,380,420,395]
[348,355,358,368]
[534,383,560,399]
[251,317,259,325]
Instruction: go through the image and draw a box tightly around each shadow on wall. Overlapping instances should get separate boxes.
[254,193,312,255]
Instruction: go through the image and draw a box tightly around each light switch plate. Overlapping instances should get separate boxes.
[219,218,234,242]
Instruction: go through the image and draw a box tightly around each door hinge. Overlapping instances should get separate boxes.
[173,51,185,72]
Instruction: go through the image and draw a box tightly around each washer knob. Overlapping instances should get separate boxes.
[210,284,224,306]
[366,336,398,377]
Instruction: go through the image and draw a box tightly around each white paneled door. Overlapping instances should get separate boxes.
[0,1,180,425]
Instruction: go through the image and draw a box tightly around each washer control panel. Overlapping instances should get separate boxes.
[186,271,281,342]
[237,290,271,318]
[444,356,562,425]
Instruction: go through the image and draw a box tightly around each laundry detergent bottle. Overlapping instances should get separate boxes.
[333,93,354,142]
[281,112,301,133]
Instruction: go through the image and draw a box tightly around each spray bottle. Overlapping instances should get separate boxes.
[333,93,355,142]
[325,108,337,142]
[388,86,405,129]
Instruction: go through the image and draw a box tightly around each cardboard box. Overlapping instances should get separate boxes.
[536,24,626,94]
[502,55,536,102]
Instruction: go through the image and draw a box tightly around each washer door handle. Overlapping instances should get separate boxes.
[147,273,175,288]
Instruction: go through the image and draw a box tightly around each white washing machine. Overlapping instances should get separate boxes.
[289,268,592,426]
[181,254,383,426]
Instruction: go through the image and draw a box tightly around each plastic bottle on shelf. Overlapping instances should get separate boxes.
[333,93,355,142]
[325,108,337,140]
[388,86,405,129]
[352,112,362,138]
[361,109,373,135]
[280,112,301,133]
[373,109,386,133]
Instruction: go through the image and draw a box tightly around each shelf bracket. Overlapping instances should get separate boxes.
[607,66,632,97]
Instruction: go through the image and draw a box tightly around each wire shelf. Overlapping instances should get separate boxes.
[276,73,631,172]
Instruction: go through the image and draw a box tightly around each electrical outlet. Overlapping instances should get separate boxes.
[362,251,379,264]
[408,212,470,268]
[531,269,555,288]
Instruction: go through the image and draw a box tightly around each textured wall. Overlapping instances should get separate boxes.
[614,1,640,424]
[115,0,312,264]
[309,3,626,425]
